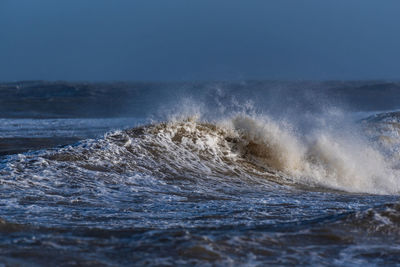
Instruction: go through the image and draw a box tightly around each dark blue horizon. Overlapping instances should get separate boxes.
[1,0,400,82]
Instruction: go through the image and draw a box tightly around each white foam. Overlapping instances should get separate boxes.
[2,107,400,195]
[223,114,400,194]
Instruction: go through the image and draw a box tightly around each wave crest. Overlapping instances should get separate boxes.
[3,113,400,195]
[228,115,400,194]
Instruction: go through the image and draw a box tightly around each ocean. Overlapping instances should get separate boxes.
[1,81,400,266]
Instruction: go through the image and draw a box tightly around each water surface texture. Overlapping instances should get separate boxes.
[1,81,400,266]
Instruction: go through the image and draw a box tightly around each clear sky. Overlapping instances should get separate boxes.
[1,0,400,81]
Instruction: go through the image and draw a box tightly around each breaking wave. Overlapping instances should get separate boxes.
[3,110,400,195]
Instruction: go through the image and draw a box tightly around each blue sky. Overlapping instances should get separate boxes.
[1,0,400,81]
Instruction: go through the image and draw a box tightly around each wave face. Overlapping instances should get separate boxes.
[3,113,400,196]
[31,112,400,194]
[231,115,400,194]
[1,108,400,265]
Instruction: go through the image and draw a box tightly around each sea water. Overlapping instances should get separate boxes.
[1,82,400,266]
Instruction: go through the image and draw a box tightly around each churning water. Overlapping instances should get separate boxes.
[1,82,400,266]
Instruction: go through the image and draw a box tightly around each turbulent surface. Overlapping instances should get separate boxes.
[1,111,400,265]
[0,118,145,156]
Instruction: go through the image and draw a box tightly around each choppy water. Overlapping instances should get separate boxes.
[1,82,400,266]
